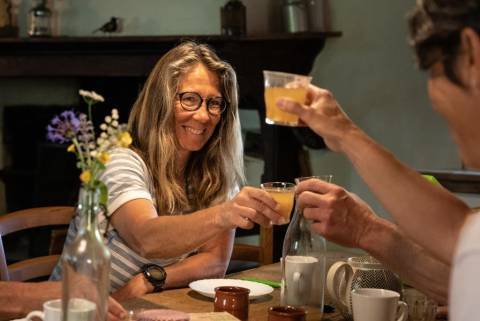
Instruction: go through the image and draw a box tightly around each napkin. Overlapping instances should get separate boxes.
[240,277,281,288]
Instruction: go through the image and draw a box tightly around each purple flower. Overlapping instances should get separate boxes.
[46,110,81,143]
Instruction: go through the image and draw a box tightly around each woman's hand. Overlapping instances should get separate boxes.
[217,186,283,229]
[111,273,152,303]
[107,297,128,321]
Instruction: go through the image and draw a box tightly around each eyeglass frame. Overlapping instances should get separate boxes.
[176,91,227,116]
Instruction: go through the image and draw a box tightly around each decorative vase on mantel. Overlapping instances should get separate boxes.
[61,187,111,321]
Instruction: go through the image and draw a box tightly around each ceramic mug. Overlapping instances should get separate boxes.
[283,255,318,306]
[268,306,306,321]
[326,256,402,320]
[214,286,249,321]
[352,288,408,321]
[26,298,96,321]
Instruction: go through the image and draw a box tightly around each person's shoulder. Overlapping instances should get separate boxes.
[110,147,144,162]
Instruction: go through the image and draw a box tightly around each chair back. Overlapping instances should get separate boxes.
[231,225,273,265]
[0,206,74,281]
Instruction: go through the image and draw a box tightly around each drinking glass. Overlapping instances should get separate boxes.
[261,182,295,225]
[295,175,333,185]
[263,70,312,126]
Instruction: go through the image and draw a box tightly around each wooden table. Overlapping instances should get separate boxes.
[123,263,344,321]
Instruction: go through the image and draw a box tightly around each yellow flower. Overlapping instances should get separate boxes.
[98,152,110,164]
[80,170,91,184]
[67,144,76,153]
[119,132,132,147]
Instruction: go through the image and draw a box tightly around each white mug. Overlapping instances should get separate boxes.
[284,255,318,306]
[352,288,408,321]
[26,298,96,321]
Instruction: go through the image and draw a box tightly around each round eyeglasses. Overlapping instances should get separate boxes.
[177,92,227,116]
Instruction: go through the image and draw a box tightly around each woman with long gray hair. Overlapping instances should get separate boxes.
[52,41,282,300]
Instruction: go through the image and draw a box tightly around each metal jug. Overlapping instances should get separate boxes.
[326,256,403,320]
[282,0,308,33]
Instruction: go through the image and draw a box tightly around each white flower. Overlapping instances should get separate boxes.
[112,120,119,127]
[112,109,119,119]
[100,123,108,130]
[90,150,98,157]
[105,116,112,123]
[79,89,105,103]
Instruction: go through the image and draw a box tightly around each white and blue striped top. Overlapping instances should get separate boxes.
[50,148,193,291]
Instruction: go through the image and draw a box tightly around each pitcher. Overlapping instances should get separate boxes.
[326,256,402,320]
[280,177,328,319]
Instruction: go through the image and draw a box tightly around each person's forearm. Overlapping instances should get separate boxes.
[112,231,234,302]
[0,281,61,320]
[164,229,234,289]
[361,218,449,304]
[340,128,470,263]
[122,204,227,259]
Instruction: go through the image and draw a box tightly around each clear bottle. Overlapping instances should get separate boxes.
[28,0,52,37]
[61,187,110,321]
[220,0,246,37]
[281,180,326,319]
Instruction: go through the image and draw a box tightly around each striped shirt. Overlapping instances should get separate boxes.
[51,148,194,291]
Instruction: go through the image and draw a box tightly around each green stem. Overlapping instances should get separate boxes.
[72,138,85,169]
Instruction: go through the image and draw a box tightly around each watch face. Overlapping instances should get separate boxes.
[148,266,166,280]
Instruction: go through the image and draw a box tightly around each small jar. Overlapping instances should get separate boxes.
[214,286,250,321]
[28,0,52,37]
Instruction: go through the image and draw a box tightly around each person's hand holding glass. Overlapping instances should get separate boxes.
[263,70,312,126]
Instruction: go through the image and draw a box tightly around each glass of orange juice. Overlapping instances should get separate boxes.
[261,182,295,225]
[263,70,312,126]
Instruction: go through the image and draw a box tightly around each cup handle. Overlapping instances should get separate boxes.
[26,311,44,321]
[326,261,352,311]
[396,301,408,321]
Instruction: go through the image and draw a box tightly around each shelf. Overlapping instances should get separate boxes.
[0,33,341,77]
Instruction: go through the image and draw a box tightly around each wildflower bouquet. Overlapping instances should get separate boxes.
[46,90,132,205]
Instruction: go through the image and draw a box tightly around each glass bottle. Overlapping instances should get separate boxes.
[61,187,110,321]
[28,0,52,37]
[281,179,326,319]
[220,0,246,37]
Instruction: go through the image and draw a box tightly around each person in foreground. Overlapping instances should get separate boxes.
[0,281,126,321]
[278,0,479,317]
[51,41,282,301]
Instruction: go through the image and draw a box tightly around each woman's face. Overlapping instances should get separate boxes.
[174,63,222,158]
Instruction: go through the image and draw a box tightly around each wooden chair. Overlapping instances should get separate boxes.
[0,206,75,281]
[229,225,273,274]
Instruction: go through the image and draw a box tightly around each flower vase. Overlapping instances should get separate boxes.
[281,192,327,318]
[61,187,111,321]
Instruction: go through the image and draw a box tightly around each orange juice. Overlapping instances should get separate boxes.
[264,87,307,126]
[268,189,295,224]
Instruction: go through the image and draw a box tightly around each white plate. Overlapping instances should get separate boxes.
[189,278,274,299]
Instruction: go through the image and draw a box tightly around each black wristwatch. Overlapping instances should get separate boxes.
[141,263,167,292]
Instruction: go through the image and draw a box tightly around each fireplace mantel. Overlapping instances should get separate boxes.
[0,33,341,77]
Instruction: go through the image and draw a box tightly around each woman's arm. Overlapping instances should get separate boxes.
[111,186,281,260]
[112,229,234,301]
